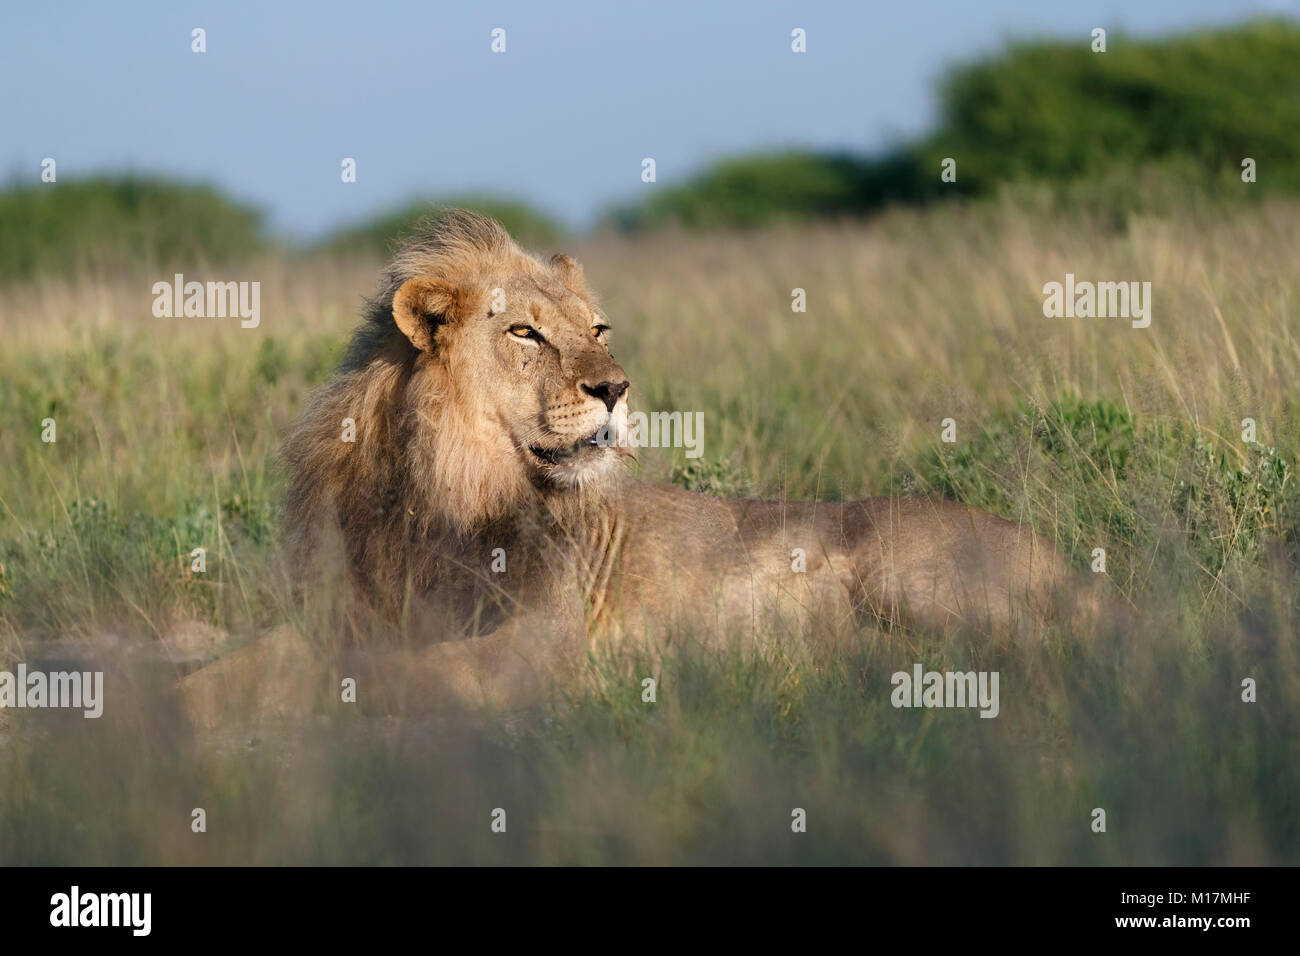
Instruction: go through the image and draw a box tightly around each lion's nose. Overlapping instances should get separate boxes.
[581,380,630,412]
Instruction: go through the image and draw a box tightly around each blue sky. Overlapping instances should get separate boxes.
[3,0,1292,238]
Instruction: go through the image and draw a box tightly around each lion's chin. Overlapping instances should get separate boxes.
[526,426,607,466]
[524,434,623,488]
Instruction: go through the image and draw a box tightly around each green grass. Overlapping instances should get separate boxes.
[1,197,1298,864]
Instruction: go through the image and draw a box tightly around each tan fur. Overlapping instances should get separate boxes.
[180,210,1099,725]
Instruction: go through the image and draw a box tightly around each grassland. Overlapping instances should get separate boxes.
[1,196,1298,864]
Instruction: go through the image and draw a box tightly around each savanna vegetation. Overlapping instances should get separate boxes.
[609,18,1300,230]
[0,18,1296,864]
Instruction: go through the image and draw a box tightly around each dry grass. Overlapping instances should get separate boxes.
[1,197,1298,864]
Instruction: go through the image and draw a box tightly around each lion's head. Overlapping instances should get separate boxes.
[286,210,631,550]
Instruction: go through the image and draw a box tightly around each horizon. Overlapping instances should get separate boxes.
[3,1,1295,241]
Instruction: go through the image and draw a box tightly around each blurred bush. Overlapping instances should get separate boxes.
[605,150,943,231]
[926,18,1300,193]
[314,196,564,258]
[609,18,1299,230]
[2,18,1294,270]
[0,175,267,282]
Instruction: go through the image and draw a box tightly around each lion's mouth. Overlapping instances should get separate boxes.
[527,427,612,466]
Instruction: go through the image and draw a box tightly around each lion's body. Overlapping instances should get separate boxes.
[180,210,1090,723]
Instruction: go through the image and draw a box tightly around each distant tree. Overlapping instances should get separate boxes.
[0,176,267,282]
[606,19,1300,231]
[315,196,564,258]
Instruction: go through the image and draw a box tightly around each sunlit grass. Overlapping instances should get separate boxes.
[1,197,1298,863]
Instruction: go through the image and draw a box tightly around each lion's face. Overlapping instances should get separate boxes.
[392,251,630,491]
[461,268,631,488]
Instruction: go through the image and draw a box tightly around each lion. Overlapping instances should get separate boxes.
[180,209,1099,725]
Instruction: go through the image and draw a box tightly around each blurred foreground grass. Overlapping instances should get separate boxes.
[1,196,1298,863]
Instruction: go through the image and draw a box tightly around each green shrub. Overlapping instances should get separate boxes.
[606,150,945,231]
[0,175,267,283]
[895,395,1299,586]
[316,196,564,258]
[671,455,752,497]
[609,19,1300,230]
[927,19,1300,195]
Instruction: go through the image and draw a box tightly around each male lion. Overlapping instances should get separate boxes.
[181,210,1095,724]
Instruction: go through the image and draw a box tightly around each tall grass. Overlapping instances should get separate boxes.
[1,197,1298,864]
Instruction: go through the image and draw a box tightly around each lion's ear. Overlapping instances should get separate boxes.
[392,277,463,352]
[550,253,586,295]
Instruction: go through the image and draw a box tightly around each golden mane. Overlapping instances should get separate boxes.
[282,210,574,603]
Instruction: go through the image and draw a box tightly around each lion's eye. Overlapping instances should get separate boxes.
[509,326,540,340]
